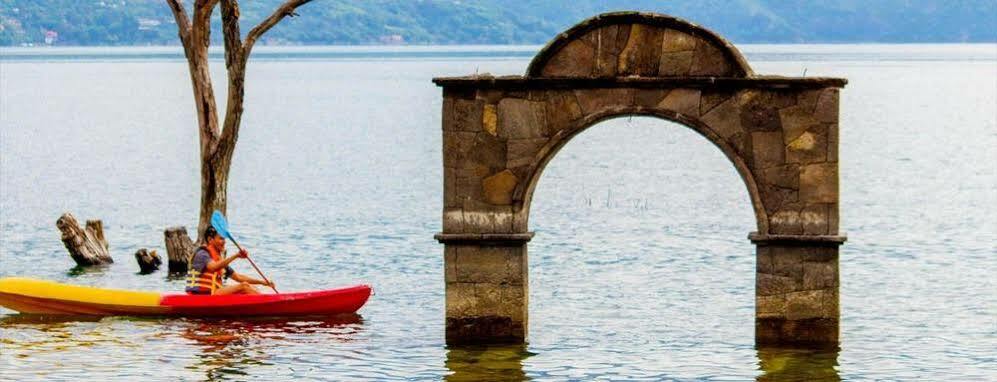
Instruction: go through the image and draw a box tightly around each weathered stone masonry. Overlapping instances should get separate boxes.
[435,12,847,347]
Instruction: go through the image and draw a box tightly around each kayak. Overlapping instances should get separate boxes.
[0,277,371,317]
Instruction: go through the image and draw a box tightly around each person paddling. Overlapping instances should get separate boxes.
[185,226,275,295]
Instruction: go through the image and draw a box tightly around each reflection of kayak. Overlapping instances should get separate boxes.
[0,277,371,317]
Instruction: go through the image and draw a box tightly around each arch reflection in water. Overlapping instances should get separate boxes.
[756,346,840,381]
[445,344,535,381]
[177,314,364,381]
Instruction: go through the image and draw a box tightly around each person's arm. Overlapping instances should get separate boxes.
[230,271,274,287]
[204,249,246,272]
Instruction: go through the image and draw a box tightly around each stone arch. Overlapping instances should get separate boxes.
[516,106,770,234]
[526,12,754,78]
[435,11,847,348]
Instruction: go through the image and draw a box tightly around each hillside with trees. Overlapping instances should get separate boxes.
[1,0,994,46]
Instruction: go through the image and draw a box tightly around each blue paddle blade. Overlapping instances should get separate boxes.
[210,210,233,240]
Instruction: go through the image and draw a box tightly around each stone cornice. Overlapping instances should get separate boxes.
[433,75,848,90]
[749,232,848,246]
[435,232,535,245]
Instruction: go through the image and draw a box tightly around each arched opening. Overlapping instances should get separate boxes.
[526,116,758,368]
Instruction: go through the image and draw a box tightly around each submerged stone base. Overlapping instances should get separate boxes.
[753,234,844,348]
[446,316,525,345]
[756,318,839,348]
[440,235,530,345]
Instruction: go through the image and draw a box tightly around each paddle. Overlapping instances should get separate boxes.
[210,210,279,294]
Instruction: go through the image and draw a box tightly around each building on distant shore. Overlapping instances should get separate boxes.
[44,30,57,45]
[379,34,404,45]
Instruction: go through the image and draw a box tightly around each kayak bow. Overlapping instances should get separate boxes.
[0,277,371,317]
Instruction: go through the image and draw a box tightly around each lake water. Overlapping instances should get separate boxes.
[1,44,995,381]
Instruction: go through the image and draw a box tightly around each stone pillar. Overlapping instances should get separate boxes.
[437,233,532,345]
[752,233,845,348]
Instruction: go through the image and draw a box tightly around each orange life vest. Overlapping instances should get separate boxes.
[186,245,224,294]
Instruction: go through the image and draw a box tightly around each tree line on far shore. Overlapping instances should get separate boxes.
[2,0,995,47]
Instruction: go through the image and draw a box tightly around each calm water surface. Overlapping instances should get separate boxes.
[1,44,995,381]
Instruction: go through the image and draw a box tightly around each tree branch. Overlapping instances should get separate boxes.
[243,0,314,55]
[164,0,192,53]
[218,0,246,160]
[220,0,244,70]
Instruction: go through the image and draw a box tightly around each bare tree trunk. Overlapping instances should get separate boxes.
[164,226,197,273]
[56,213,113,266]
[134,249,162,274]
[166,0,315,241]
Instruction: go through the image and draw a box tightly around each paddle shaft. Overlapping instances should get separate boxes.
[227,237,279,294]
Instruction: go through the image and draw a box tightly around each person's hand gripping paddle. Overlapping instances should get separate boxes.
[211,210,279,294]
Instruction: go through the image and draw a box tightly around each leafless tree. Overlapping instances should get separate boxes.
[165,0,314,241]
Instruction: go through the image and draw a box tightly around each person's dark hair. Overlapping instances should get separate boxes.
[204,226,218,241]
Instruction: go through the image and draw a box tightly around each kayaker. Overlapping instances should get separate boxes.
[185,226,275,295]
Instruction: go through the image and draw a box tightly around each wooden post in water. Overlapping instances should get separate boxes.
[56,213,113,266]
[134,248,162,274]
[164,226,196,273]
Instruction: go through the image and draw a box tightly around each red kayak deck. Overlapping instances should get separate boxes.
[160,285,372,317]
[0,278,371,317]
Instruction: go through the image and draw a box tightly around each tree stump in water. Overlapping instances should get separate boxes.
[134,248,162,274]
[164,226,196,273]
[56,213,113,266]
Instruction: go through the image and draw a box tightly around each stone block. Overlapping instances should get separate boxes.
[740,92,782,132]
[466,133,507,170]
[446,282,527,322]
[658,51,694,76]
[751,131,786,169]
[800,163,838,203]
[447,98,485,132]
[801,203,829,235]
[575,88,634,115]
[757,273,799,296]
[456,176,484,205]
[587,25,627,77]
[617,24,664,76]
[444,167,459,208]
[756,294,786,318]
[822,289,839,318]
[770,246,803,280]
[827,123,839,163]
[800,246,838,263]
[444,245,457,282]
[770,209,804,235]
[700,91,734,115]
[786,124,828,164]
[482,170,519,205]
[689,40,732,76]
[545,91,583,135]
[443,131,478,168]
[756,246,774,274]
[457,208,515,233]
[658,88,701,117]
[759,164,798,189]
[660,28,698,53]
[797,90,821,112]
[498,98,547,139]
[635,89,669,108]
[482,104,498,136]
[453,245,526,285]
[814,89,839,123]
[785,290,826,320]
[828,203,840,234]
[760,186,799,216]
[802,261,838,290]
[541,38,595,77]
[779,105,819,144]
[507,138,547,169]
[701,96,743,140]
[443,208,465,233]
